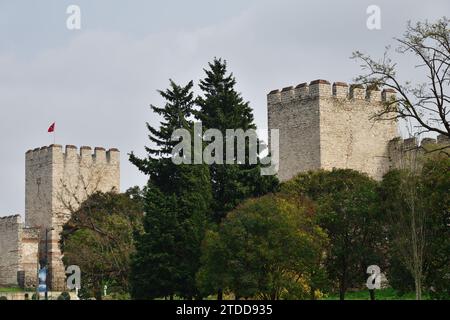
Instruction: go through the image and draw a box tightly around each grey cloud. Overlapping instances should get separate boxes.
[0,0,448,216]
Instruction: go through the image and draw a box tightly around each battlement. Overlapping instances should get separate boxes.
[0,214,22,227]
[268,78,399,181]
[268,79,396,105]
[388,135,450,171]
[26,145,120,165]
[389,134,450,150]
[24,143,121,290]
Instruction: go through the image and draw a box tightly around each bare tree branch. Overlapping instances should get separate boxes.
[353,18,450,137]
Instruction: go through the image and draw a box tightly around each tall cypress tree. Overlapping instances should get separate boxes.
[129,80,211,299]
[195,58,278,223]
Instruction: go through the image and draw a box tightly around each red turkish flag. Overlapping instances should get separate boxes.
[48,122,55,133]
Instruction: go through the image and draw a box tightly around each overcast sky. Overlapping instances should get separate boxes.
[0,0,448,217]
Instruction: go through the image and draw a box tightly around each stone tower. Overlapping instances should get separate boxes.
[25,145,120,290]
[268,80,398,181]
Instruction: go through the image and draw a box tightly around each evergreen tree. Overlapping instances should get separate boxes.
[130,79,195,173]
[129,80,211,299]
[195,58,278,223]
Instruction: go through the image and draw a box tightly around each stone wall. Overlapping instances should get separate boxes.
[319,82,398,180]
[388,135,450,171]
[0,215,40,288]
[19,227,40,288]
[268,84,321,181]
[24,145,120,290]
[0,215,22,286]
[268,80,399,181]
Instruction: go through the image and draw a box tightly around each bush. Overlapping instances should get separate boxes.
[57,292,71,300]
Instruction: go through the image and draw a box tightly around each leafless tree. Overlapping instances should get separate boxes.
[55,162,115,223]
[353,18,450,137]
[391,143,426,300]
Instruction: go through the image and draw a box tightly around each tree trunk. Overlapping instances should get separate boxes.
[339,288,346,301]
[415,277,422,300]
[217,289,223,300]
[339,274,346,300]
[369,289,376,301]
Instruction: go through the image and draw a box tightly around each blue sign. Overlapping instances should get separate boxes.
[38,268,47,293]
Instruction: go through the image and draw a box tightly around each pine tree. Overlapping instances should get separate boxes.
[130,79,195,173]
[195,58,278,223]
[129,80,211,299]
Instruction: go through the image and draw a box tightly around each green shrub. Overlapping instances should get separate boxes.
[57,292,71,300]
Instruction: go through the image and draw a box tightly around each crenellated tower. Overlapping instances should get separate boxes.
[268,79,399,181]
[25,144,120,290]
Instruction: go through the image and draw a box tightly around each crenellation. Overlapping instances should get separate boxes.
[0,214,21,225]
[64,145,78,161]
[94,147,107,163]
[107,148,120,165]
[80,146,92,157]
[387,135,449,171]
[295,83,309,99]
[382,88,396,102]
[269,79,399,181]
[81,148,94,167]
[332,82,348,99]
[366,88,382,102]
[437,134,450,145]
[268,79,443,181]
[404,137,418,150]
[267,89,281,105]
[280,86,294,103]
[25,145,121,166]
[309,79,331,98]
[21,144,121,290]
[349,84,365,100]
[268,81,398,105]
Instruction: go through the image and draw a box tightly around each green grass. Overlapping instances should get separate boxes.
[0,287,24,293]
[323,288,429,300]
